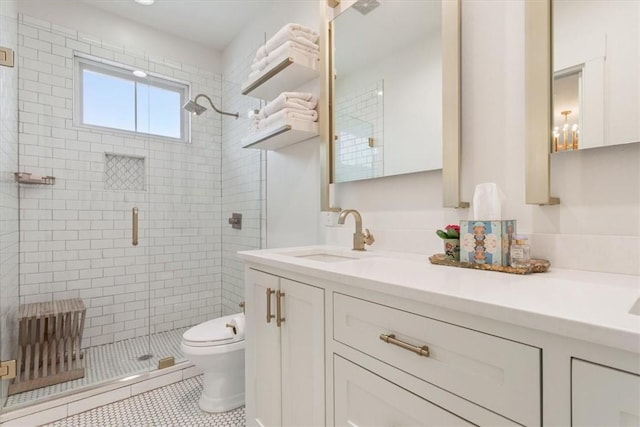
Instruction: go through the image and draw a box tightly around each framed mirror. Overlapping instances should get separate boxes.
[323,0,465,208]
[525,0,639,205]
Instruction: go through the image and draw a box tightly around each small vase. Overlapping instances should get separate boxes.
[443,238,460,261]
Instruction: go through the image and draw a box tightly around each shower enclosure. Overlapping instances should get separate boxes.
[0,4,263,413]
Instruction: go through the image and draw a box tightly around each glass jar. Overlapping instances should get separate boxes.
[510,235,531,268]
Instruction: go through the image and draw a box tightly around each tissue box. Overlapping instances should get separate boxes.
[459,220,517,266]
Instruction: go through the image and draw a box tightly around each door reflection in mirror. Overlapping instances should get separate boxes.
[553,0,639,151]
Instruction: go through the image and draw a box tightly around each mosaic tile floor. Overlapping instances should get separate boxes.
[44,376,245,427]
[6,327,189,409]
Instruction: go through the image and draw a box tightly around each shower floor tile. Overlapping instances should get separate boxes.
[44,375,245,427]
[5,327,189,409]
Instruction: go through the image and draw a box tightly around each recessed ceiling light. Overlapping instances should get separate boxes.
[133,70,147,78]
[134,0,155,5]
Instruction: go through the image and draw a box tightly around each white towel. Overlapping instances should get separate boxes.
[258,108,318,129]
[256,35,319,60]
[254,40,319,71]
[248,44,320,79]
[263,93,318,117]
[250,56,268,73]
[256,23,319,60]
[248,68,261,81]
[280,92,317,101]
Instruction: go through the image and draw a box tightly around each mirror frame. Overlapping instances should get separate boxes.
[524,0,560,205]
[320,0,467,210]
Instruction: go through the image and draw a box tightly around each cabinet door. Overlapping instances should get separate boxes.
[334,355,474,427]
[280,279,325,427]
[573,359,640,427]
[246,269,281,427]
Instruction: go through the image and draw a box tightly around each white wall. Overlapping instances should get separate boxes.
[222,1,324,263]
[324,1,640,276]
[0,0,18,409]
[16,14,224,347]
[17,1,220,72]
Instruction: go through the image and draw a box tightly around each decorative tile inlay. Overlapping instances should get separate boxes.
[104,153,145,191]
[44,376,245,427]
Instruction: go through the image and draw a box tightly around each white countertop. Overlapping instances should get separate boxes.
[238,245,640,354]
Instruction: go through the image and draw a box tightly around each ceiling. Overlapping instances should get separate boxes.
[79,0,271,51]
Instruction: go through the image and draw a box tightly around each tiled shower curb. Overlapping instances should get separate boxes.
[0,362,201,426]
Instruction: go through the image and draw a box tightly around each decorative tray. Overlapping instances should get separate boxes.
[428,254,550,275]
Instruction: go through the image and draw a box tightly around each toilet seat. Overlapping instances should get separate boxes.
[182,315,245,347]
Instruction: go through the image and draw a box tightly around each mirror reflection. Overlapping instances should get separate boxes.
[332,0,442,183]
[553,0,640,152]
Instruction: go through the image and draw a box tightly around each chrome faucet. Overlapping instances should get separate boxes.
[338,209,375,251]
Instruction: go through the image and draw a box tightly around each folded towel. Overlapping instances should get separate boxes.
[258,108,318,129]
[251,40,320,71]
[249,115,261,132]
[256,23,319,60]
[248,44,320,79]
[254,39,319,68]
[280,92,316,101]
[250,56,268,73]
[263,93,318,117]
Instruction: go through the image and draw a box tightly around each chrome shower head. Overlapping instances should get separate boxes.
[183,99,207,116]
[352,0,381,15]
[183,94,239,119]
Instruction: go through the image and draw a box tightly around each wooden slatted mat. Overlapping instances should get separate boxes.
[9,298,86,395]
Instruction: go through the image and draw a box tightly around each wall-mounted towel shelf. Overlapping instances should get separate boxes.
[242,118,319,151]
[241,48,319,100]
[14,172,55,185]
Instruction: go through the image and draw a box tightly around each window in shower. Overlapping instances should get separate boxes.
[74,55,190,141]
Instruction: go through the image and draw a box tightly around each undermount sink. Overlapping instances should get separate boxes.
[295,253,360,263]
[629,297,640,315]
[280,248,367,263]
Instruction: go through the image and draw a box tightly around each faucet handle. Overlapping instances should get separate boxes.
[363,229,375,246]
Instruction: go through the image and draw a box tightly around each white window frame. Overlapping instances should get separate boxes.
[73,54,191,143]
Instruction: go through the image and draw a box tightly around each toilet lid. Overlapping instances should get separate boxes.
[182,315,244,347]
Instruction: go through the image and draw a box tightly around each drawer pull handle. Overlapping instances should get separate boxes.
[266,288,275,323]
[379,333,430,357]
[276,289,285,327]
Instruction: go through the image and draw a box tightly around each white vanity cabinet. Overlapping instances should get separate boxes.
[572,359,640,426]
[240,246,640,427]
[245,268,325,427]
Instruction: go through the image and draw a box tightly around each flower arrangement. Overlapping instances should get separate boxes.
[436,224,460,240]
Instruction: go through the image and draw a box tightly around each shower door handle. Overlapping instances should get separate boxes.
[132,207,139,246]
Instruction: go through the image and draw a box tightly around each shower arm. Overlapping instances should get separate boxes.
[194,94,239,119]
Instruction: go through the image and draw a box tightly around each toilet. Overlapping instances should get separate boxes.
[181,313,245,413]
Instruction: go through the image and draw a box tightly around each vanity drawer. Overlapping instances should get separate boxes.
[334,355,474,427]
[333,293,541,426]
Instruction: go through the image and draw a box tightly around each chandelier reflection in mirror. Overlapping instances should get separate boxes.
[552,67,582,152]
[553,110,579,152]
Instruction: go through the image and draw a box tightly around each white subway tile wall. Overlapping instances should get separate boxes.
[221,41,265,316]
[17,15,223,347]
[334,81,384,182]
[1,0,19,408]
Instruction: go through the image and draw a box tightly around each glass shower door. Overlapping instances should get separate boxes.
[0,18,154,408]
[0,0,19,412]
